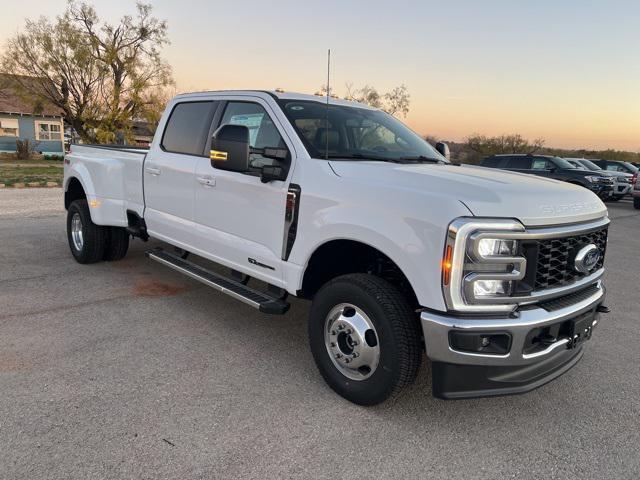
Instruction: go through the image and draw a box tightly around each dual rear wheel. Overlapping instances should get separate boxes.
[67,199,129,264]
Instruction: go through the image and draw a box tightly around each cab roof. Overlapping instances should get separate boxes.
[173,89,377,110]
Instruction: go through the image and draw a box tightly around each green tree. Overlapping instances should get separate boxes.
[1,1,173,143]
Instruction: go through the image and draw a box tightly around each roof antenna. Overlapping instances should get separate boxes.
[325,49,330,160]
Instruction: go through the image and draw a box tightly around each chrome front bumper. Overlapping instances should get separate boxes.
[421,281,604,367]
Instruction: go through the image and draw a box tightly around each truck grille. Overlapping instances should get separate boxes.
[532,227,608,290]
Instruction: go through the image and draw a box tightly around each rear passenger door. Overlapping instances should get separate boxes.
[144,101,218,246]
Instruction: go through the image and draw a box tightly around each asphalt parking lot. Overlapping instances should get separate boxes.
[1,189,639,479]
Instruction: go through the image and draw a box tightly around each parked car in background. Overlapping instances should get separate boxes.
[565,158,632,201]
[480,154,615,200]
[592,159,639,178]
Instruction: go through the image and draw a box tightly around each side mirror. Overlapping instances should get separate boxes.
[435,142,450,160]
[210,124,250,172]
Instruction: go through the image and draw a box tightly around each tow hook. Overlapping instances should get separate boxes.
[596,304,611,314]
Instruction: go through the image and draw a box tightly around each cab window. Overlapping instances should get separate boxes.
[220,102,287,168]
[507,157,532,169]
[161,101,215,156]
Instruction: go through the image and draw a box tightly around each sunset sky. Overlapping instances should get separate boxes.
[1,0,638,151]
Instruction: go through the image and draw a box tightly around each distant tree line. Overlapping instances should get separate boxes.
[427,133,639,165]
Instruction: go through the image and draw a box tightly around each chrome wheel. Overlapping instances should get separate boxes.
[71,212,84,251]
[324,303,380,381]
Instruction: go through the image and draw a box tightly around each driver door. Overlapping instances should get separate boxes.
[192,99,292,286]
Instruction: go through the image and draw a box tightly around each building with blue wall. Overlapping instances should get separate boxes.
[0,74,65,156]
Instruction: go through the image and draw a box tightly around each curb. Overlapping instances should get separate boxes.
[0,182,62,189]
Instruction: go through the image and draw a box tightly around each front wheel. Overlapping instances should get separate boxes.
[67,199,106,264]
[634,197,640,210]
[309,274,422,406]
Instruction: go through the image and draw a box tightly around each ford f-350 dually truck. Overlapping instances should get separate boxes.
[63,91,609,404]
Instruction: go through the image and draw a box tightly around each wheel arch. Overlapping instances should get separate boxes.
[64,176,87,210]
[298,238,420,307]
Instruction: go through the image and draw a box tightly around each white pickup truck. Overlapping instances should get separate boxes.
[64,90,610,404]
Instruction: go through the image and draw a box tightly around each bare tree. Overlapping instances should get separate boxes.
[465,134,545,157]
[1,1,173,143]
[342,83,411,117]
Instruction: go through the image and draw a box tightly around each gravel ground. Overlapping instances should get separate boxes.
[0,188,639,479]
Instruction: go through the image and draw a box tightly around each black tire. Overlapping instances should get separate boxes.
[634,197,640,210]
[103,226,130,261]
[67,199,106,264]
[308,273,422,406]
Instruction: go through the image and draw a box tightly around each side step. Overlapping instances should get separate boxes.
[145,248,290,315]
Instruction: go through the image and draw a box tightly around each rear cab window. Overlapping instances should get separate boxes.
[161,101,216,156]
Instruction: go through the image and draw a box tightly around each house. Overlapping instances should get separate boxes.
[132,121,155,147]
[0,74,65,156]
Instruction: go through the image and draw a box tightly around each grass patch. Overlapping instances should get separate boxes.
[0,165,63,187]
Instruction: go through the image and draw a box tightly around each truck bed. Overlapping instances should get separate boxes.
[65,144,149,225]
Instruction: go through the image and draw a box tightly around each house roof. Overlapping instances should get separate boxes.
[0,74,63,117]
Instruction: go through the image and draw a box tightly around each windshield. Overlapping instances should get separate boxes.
[577,159,601,171]
[552,157,577,169]
[567,160,582,169]
[278,100,446,163]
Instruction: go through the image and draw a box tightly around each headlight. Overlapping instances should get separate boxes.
[585,176,613,184]
[476,238,517,257]
[442,219,527,313]
[473,279,513,297]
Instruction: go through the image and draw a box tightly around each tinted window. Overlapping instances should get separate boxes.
[606,164,624,172]
[220,102,287,168]
[482,157,505,167]
[162,102,214,155]
[507,157,532,169]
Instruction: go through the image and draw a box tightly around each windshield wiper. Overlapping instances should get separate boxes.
[396,155,444,164]
[326,154,402,163]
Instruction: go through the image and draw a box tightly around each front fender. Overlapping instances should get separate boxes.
[288,199,471,310]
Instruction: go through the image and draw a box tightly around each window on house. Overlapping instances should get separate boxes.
[35,121,62,141]
[0,118,20,137]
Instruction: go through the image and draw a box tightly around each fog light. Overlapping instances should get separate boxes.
[473,279,512,297]
[477,238,516,257]
[449,332,511,355]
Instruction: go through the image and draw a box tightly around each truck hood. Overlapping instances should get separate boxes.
[329,161,608,226]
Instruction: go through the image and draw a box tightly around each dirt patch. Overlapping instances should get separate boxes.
[132,279,189,297]
[0,353,29,373]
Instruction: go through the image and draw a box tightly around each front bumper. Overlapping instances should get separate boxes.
[614,183,632,196]
[421,282,605,399]
[590,184,614,198]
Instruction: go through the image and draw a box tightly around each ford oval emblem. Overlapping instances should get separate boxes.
[574,244,601,274]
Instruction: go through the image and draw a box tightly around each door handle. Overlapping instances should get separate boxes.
[145,167,161,176]
[197,176,216,187]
